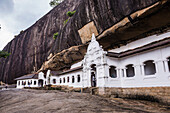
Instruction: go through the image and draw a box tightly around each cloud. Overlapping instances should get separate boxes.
[0,0,14,16]
[0,0,52,50]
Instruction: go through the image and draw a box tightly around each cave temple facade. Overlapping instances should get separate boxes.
[15,33,170,89]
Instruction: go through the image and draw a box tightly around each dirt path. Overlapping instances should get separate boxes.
[0,89,169,113]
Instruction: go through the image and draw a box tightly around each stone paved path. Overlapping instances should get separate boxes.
[0,89,169,113]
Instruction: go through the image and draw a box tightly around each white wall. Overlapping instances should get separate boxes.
[16,79,39,88]
[106,46,170,87]
[71,61,82,69]
[50,70,83,88]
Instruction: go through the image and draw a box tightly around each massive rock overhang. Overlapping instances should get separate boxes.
[38,0,170,73]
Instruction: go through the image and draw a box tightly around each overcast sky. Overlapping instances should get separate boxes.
[0,0,52,50]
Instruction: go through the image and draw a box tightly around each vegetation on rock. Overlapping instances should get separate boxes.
[64,18,70,25]
[67,11,76,17]
[64,10,76,25]
[0,51,10,58]
[49,0,63,7]
[53,32,59,39]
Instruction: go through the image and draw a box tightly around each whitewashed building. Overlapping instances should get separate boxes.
[15,72,49,88]
[47,33,170,88]
[16,33,170,89]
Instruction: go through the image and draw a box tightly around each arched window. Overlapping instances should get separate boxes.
[144,60,156,75]
[28,81,30,85]
[77,75,80,82]
[72,76,75,83]
[60,78,62,83]
[63,78,65,83]
[126,64,135,77]
[18,81,20,85]
[168,57,170,72]
[53,79,56,84]
[67,77,69,83]
[34,81,36,85]
[109,66,117,78]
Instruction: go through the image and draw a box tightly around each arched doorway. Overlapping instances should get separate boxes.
[38,79,43,87]
[91,64,96,87]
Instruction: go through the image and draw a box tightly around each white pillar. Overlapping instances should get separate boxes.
[123,68,127,78]
[164,60,169,72]
[141,64,145,76]
[153,61,159,74]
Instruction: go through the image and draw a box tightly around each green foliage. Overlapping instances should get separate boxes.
[63,10,76,25]
[49,0,63,7]
[0,51,10,58]
[63,18,70,25]
[67,10,76,17]
[20,30,24,34]
[53,32,59,39]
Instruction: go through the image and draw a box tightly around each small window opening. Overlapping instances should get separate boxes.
[144,60,156,75]
[60,78,62,83]
[126,64,135,77]
[109,66,117,78]
[72,76,74,83]
[168,57,170,72]
[53,79,56,84]
[34,81,36,85]
[77,75,80,82]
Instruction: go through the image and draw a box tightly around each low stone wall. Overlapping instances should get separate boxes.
[97,87,170,105]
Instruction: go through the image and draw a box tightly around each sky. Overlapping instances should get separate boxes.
[0,0,52,50]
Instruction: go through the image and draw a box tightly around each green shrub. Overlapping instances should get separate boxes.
[67,10,76,17]
[0,51,10,58]
[63,10,76,25]
[53,32,59,39]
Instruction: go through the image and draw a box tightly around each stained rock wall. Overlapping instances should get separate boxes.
[0,0,163,83]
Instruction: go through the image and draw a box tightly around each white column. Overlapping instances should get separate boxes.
[153,61,159,73]
[141,64,145,76]
[116,68,119,78]
[17,81,19,88]
[123,68,127,78]
[164,60,169,73]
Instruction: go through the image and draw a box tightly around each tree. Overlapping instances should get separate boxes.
[49,0,63,7]
[0,51,10,58]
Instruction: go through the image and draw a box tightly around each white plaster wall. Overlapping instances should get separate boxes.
[106,46,170,88]
[50,70,83,88]
[109,32,170,53]
[71,61,82,69]
[16,79,39,88]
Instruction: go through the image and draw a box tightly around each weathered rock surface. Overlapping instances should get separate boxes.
[1,0,170,83]
[39,0,170,72]
[0,0,81,83]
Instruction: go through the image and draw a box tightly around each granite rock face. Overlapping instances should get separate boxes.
[0,0,163,83]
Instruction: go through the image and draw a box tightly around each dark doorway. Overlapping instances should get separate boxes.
[91,64,96,87]
[38,79,43,87]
